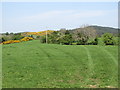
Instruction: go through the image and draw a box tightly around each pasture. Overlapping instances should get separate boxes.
[2,40,118,88]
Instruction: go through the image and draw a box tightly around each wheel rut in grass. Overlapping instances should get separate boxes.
[53,47,78,61]
[94,46,118,87]
[82,46,94,85]
[54,45,94,86]
[38,46,51,59]
[100,46,118,66]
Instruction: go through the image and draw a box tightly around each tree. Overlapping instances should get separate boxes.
[81,26,97,38]
[72,32,89,45]
[40,36,46,43]
[12,35,24,40]
[5,32,9,35]
[1,37,6,42]
[10,32,14,35]
[72,25,97,45]
[88,37,98,45]
[60,34,73,45]
[102,33,114,45]
[65,30,70,35]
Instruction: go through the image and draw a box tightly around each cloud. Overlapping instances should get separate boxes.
[11,10,107,24]
[72,10,106,18]
[4,9,117,33]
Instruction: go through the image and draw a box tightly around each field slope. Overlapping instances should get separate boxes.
[2,40,118,88]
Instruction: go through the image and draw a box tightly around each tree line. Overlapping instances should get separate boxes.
[41,27,118,45]
[0,26,118,45]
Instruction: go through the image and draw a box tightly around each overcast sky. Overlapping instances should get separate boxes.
[1,2,118,33]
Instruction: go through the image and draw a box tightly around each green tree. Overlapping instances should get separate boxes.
[12,35,24,40]
[102,33,114,45]
[5,32,9,35]
[40,36,46,43]
[0,37,6,42]
[65,30,70,35]
[60,34,73,45]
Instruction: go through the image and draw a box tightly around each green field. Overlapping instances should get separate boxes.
[2,40,118,88]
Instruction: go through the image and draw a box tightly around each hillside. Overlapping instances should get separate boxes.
[70,25,118,36]
[2,40,118,88]
[21,30,54,36]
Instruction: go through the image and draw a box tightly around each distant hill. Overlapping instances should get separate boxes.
[70,25,118,36]
[21,30,54,36]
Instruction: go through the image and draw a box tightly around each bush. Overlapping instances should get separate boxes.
[21,37,34,41]
[76,36,89,45]
[1,36,9,41]
[2,37,34,45]
[113,37,118,45]
[40,36,46,43]
[59,34,73,45]
[2,40,21,44]
[102,33,114,45]
[88,37,98,45]
[0,37,6,43]
[12,35,24,40]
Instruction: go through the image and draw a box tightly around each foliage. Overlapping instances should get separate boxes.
[113,37,118,45]
[72,26,118,36]
[21,30,54,36]
[2,40,21,44]
[12,35,24,40]
[0,37,6,42]
[21,37,34,41]
[88,37,98,45]
[5,32,9,35]
[40,29,117,46]
[75,33,89,45]
[2,37,34,44]
[40,36,46,43]
[102,33,115,45]
[59,34,73,45]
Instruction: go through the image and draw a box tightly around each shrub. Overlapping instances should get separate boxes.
[0,37,6,43]
[113,37,118,45]
[12,35,24,40]
[2,37,33,44]
[40,36,46,43]
[72,42,77,45]
[102,33,114,45]
[2,40,21,44]
[88,37,98,45]
[60,34,73,45]
[21,37,34,41]
[98,38,105,45]
[76,36,89,45]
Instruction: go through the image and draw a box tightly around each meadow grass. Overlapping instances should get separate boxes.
[2,40,118,88]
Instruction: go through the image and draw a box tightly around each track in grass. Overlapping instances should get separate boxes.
[2,40,118,88]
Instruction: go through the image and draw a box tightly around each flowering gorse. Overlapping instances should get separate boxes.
[2,37,34,44]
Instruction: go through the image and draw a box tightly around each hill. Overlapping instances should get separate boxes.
[2,40,118,88]
[70,25,118,36]
[21,30,54,36]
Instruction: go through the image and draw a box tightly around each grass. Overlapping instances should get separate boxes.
[2,40,118,88]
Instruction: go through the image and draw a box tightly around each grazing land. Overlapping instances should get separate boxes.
[2,40,118,88]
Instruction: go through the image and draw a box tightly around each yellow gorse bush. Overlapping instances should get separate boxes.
[2,40,21,44]
[20,37,33,41]
[2,37,34,44]
[21,30,54,36]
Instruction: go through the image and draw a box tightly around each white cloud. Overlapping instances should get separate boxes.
[72,10,106,18]
[11,10,107,24]
[3,9,117,33]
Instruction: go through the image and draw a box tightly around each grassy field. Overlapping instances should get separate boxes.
[2,40,118,88]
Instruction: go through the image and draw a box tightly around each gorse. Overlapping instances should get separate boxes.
[2,37,34,44]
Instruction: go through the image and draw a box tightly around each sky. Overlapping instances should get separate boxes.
[1,2,118,33]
